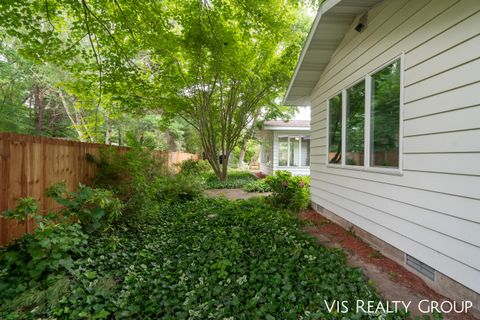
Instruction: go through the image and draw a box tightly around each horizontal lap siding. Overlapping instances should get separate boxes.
[309,0,480,293]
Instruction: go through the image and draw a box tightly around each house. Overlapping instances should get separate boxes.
[284,0,480,310]
[257,109,311,176]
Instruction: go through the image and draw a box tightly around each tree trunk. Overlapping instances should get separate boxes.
[34,85,45,134]
[238,137,247,165]
[58,90,86,141]
[105,125,111,144]
[238,113,260,165]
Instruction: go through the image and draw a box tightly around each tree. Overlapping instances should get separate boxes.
[152,1,312,180]
[0,0,314,179]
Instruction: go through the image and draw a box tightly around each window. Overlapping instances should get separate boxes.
[289,136,300,166]
[278,136,288,166]
[327,57,402,171]
[278,135,310,167]
[328,93,342,164]
[370,59,400,168]
[301,136,310,166]
[346,80,365,166]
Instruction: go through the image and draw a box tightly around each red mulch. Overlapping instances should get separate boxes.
[255,172,267,179]
[299,209,477,320]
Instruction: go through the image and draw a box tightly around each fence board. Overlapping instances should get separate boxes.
[0,133,199,246]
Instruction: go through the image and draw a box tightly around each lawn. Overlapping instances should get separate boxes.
[0,197,402,319]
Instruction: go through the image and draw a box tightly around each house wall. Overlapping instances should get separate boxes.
[259,131,274,175]
[272,130,310,176]
[309,0,480,296]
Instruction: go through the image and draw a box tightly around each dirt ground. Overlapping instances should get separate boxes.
[205,189,477,319]
[204,188,270,200]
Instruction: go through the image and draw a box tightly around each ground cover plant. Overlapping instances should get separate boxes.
[243,178,272,193]
[204,171,257,189]
[0,196,408,319]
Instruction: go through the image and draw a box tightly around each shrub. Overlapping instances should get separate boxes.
[154,174,204,204]
[46,182,123,233]
[178,158,211,177]
[0,183,122,282]
[0,197,88,281]
[88,147,169,218]
[265,170,310,211]
[243,178,271,192]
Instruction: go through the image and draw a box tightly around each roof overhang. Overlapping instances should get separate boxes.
[284,0,384,106]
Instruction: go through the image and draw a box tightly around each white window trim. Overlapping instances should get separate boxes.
[277,135,310,168]
[326,53,404,175]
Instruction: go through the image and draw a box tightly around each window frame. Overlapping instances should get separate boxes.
[277,134,311,168]
[326,53,404,175]
[326,92,343,166]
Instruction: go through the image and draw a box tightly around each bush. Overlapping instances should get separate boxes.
[204,171,257,189]
[88,147,169,218]
[46,182,123,233]
[178,159,211,177]
[243,178,271,192]
[0,184,122,282]
[265,170,310,211]
[155,175,204,203]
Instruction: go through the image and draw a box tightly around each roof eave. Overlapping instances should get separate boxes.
[283,0,342,106]
[283,0,384,106]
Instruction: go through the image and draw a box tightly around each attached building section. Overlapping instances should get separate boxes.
[291,0,480,297]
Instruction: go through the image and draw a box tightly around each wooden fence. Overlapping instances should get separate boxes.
[0,132,199,246]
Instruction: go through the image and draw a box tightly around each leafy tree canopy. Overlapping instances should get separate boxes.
[0,0,316,179]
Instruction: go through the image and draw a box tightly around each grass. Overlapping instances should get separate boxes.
[204,170,257,189]
[0,197,407,319]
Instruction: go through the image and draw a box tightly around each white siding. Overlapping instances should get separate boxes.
[309,0,480,294]
[259,131,274,175]
[272,130,311,176]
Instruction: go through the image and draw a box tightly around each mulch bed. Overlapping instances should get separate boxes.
[299,209,477,320]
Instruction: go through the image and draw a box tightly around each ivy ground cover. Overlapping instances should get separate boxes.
[1,198,404,319]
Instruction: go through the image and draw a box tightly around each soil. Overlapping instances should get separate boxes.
[300,209,478,320]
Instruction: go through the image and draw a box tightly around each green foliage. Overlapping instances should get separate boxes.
[0,182,122,282]
[155,175,204,204]
[89,147,169,217]
[46,182,123,233]
[178,159,211,177]
[265,171,310,211]
[204,171,257,189]
[232,139,261,165]
[1,197,38,221]
[0,202,88,282]
[243,179,272,193]
[0,197,403,319]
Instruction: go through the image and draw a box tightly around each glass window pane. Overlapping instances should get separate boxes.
[328,94,342,164]
[370,59,400,168]
[301,136,310,166]
[278,136,288,166]
[290,136,300,166]
[346,80,365,166]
